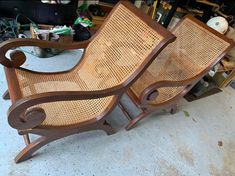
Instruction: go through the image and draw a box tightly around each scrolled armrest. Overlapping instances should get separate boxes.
[7,87,122,130]
[0,38,91,68]
[139,78,196,106]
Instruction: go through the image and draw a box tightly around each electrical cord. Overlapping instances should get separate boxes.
[15,13,38,33]
[0,18,18,39]
[0,13,38,40]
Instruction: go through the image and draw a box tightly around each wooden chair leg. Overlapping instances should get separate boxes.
[118,102,132,121]
[125,112,148,131]
[15,136,59,163]
[15,121,115,163]
[2,90,10,100]
[170,104,178,114]
[101,121,115,135]
[15,136,49,163]
[23,134,30,145]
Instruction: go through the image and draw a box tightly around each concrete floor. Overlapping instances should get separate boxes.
[0,49,235,176]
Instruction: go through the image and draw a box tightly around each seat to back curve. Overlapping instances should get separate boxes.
[131,15,232,104]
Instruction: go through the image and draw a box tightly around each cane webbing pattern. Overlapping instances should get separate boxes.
[31,97,114,126]
[15,4,165,126]
[131,18,230,104]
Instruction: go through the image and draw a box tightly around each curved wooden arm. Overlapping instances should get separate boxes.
[139,75,204,106]
[0,38,91,68]
[7,86,124,130]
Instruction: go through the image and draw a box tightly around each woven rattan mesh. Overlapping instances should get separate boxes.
[15,4,164,126]
[131,18,230,104]
[30,97,113,126]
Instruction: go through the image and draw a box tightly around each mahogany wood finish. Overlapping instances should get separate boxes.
[0,1,175,163]
[123,15,235,130]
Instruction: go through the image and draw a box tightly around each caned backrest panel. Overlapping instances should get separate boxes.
[76,4,164,90]
[152,17,230,82]
[16,3,166,97]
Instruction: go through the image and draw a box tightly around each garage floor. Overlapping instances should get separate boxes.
[0,49,234,176]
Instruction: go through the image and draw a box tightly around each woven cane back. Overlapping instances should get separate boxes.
[131,17,231,104]
[15,4,165,127]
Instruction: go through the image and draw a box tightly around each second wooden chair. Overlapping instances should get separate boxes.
[120,15,234,130]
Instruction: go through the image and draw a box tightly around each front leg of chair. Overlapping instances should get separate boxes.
[15,130,80,163]
[15,119,116,163]
[2,90,10,100]
[100,121,115,135]
[170,103,178,114]
[125,111,148,130]
[22,134,30,145]
[15,135,57,163]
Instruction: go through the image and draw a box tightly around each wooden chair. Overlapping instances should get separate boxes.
[0,2,175,163]
[120,15,234,130]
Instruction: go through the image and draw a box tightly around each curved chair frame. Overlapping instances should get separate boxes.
[121,15,235,130]
[0,1,175,163]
